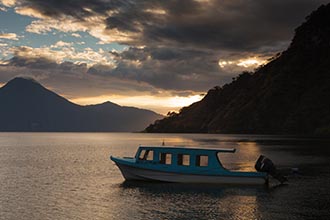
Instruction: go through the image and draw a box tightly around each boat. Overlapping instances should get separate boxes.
[110,146,286,185]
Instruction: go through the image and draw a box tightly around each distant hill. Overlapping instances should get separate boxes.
[145,4,330,136]
[0,77,162,131]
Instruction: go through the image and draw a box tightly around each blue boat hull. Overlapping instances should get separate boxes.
[114,161,268,185]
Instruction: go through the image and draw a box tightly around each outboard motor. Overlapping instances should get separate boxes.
[255,155,288,184]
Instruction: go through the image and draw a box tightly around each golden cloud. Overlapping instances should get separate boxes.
[10,45,115,67]
[0,33,19,40]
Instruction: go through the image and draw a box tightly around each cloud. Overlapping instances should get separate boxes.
[0,33,19,40]
[0,56,158,96]
[15,6,46,18]
[3,44,255,92]
[8,0,328,60]
[90,46,251,91]
[50,41,73,48]
[8,0,328,77]
[71,33,81,38]
[0,57,206,114]
[0,0,16,7]
[8,45,115,67]
[10,0,327,51]
[1,45,228,94]
[1,0,328,113]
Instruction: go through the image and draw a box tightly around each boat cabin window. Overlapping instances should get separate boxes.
[177,154,190,166]
[159,153,171,165]
[196,155,208,167]
[138,149,153,161]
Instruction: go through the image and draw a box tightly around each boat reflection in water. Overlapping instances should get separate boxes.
[118,180,274,220]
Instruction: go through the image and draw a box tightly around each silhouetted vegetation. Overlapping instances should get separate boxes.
[145,3,330,136]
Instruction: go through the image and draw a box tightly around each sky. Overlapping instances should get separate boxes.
[0,0,328,114]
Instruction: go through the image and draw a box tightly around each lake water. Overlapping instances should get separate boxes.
[0,133,329,220]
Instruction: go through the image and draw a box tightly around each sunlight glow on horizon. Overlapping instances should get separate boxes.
[218,57,267,68]
[70,94,203,115]
[0,81,203,115]
[237,58,266,68]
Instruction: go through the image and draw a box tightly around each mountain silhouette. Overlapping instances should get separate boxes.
[0,77,162,131]
[145,4,330,136]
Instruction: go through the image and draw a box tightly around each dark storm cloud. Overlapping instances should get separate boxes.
[140,0,329,51]
[20,0,113,18]
[1,46,230,92]
[0,55,160,98]
[8,56,88,72]
[111,46,210,61]
[92,46,231,91]
[9,56,58,69]
[19,0,329,52]
[6,0,329,94]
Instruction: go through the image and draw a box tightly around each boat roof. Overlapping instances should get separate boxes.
[138,145,236,153]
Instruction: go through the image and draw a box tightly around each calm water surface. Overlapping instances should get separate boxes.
[0,133,329,220]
